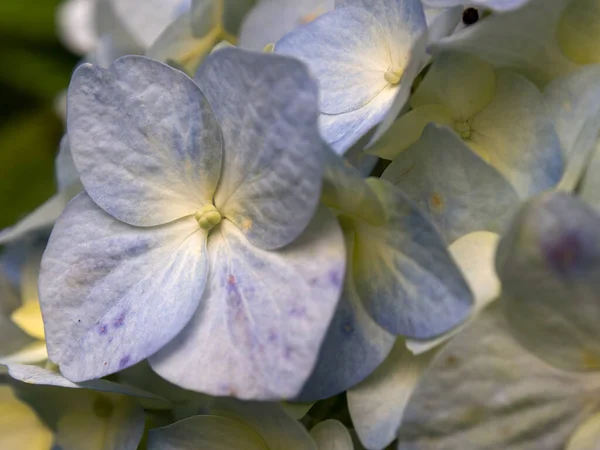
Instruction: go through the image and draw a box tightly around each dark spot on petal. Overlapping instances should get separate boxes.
[93,396,114,418]
[462,7,479,26]
[98,325,108,335]
[342,322,354,335]
[289,306,306,317]
[328,269,342,287]
[543,230,584,276]
[268,329,278,342]
[118,355,130,369]
[446,355,459,367]
[113,314,125,328]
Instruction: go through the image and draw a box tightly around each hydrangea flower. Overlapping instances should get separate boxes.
[295,148,473,401]
[39,48,346,400]
[370,51,564,199]
[395,191,600,449]
[275,0,428,154]
[347,230,501,450]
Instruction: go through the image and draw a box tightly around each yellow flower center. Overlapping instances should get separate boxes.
[195,204,222,231]
[384,69,403,85]
[454,120,472,139]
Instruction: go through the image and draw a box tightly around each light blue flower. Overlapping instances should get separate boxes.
[39,48,346,400]
[275,0,428,154]
[296,148,473,402]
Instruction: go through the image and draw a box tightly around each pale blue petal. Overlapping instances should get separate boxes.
[352,178,473,338]
[319,91,398,154]
[55,136,79,192]
[382,125,520,244]
[310,420,353,450]
[240,0,334,51]
[497,192,600,372]
[148,416,270,450]
[150,208,345,400]
[423,0,533,11]
[431,0,577,87]
[320,147,385,223]
[39,193,208,382]
[5,364,168,405]
[398,303,600,449]
[367,32,428,147]
[544,65,600,191]
[347,341,431,450]
[425,6,461,43]
[0,182,82,246]
[336,0,427,55]
[67,55,223,227]
[469,70,564,198]
[276,7,393,115]
[195,48,324,250]
[406,231,501,355]
[297,227,394,402]
[209,400,317,450]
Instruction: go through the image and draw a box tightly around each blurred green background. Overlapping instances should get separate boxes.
[0,0,79,228]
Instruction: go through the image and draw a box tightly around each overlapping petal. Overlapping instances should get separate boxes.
[310,420,353,450]
[397,303,600,450]
[544,65,600,190]
[352,178,473,338]
[67,55,223,227]
[347,341,431,450]
[469,71,564,197]
[276,7,393,116]
[423,0,533,11]
[431,0,576,87]
[110,0,189,48]
[39,193,208,382]
[297,226,394,402]
[149,209,345,399]
[497,192,600,372]
[240,0,334,51]
[382,125,520,244]
[195,48,324,250]
[148,416,269,450]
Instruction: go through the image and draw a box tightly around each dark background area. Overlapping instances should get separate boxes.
[0,1,79,228]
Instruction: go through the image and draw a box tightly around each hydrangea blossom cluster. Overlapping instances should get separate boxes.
[2,0,600,448]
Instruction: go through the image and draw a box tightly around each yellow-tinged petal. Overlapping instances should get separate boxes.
[11,301,45,341]
[0,385,53,450]
[367,104,454,160]
[558,0,600,65]
[567,412,600,450]
[411,51,496,121]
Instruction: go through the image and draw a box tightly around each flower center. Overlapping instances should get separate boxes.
[384,68,403,85]
[195,204,222,231]
[454,120,472,139]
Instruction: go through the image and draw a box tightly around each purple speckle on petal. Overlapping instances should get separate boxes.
[98,325,108,335]
[118,355,130,369]
[329,269,343,287]
[543,230,585,276]
[113,314,125,328]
